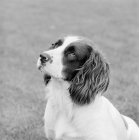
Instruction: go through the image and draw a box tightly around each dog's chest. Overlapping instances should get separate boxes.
[48,81,72,116]
[46,82,78,138]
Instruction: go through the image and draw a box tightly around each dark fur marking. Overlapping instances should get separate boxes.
[49,39,64,50]
[69,50,110,105]
[43,74,51,85]
[63,42,92,81]
[62,39,109,105]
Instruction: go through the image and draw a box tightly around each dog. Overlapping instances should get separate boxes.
[37,36,139,140]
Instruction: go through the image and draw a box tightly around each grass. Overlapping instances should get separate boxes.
[0,0,139,139]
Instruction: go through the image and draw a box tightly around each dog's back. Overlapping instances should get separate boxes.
[104,97,139,140]
[122,115,139,140]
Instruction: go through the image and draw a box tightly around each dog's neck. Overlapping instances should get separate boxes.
[46,77,70,94]
[45,77,73,116]
[45,77,103,110]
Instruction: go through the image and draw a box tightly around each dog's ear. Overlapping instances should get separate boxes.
[69,49,109,105]
[43,74,51,85]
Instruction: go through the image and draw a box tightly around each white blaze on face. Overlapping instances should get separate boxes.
[37,36,80,79]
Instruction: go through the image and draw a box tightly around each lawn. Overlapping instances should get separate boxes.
[0,0,139,139]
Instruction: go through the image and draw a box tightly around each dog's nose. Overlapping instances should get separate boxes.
[40,53,51,62]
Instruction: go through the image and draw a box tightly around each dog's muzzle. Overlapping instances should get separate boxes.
[40,53,51,63]
[37,52,52,70]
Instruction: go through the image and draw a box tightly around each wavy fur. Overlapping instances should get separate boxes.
[69,49,109,105]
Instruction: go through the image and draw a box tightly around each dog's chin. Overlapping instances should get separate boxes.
[38,66,52,85]
[43,73,65,85]
[38,65,65,82]
[39,67,51,77]
[38,65,47,73]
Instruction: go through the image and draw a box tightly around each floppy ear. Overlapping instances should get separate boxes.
[69,49,109,105]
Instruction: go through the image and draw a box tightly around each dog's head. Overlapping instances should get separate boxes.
[37,36,109,105]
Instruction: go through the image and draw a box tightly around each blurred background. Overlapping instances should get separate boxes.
[0,0,139,139]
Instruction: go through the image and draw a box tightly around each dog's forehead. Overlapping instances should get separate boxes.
[63,36,93,46]
[51,36,93,52]
[61,36,93,50]
[50,36,80,51]
[63,36,80,47]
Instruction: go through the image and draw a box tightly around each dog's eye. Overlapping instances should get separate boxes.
[68,53,76,60]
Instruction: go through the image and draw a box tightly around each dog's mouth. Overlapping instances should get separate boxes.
[38,64,51,85]
[37,62,52,77]
[38,63,45,71]
[37,58,63,81]
[37,58,46,71]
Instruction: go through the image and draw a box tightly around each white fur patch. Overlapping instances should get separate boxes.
[37,36,80,78]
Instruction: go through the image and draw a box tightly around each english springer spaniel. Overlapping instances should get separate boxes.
[37,36,139,140]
